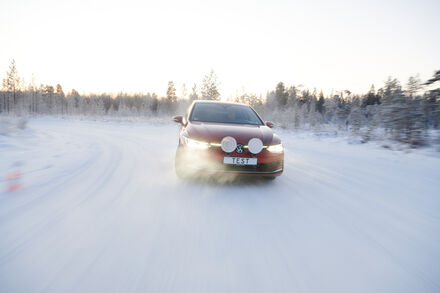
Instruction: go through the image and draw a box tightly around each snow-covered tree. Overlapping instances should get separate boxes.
[316,91,325,114]
[181,83,187,100]
[2,59,21,113]
[235,92,262,108]
[406,75,422,97]
[275,82,288,107]
[424,70,440,128]
[424,70,440,86]
[166,81,177,113]
[150,93,159,113]
[363,84,380,107]
[189,83,198,101]
[347,97,363,135]
[381,78,405,136]
[405,96,427,146]
[200,70,220,100]
[166,81,177,103]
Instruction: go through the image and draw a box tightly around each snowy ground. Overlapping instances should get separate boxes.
[0,118,439,293]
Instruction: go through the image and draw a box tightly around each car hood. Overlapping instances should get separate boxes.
[185,121,279,145]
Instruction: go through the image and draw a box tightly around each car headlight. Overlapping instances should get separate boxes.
[183,136,210,149]
[267,143,283,153]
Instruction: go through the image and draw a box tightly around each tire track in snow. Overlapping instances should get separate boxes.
[0,119,439,293]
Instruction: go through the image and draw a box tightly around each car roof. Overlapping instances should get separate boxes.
[193,100,249,107]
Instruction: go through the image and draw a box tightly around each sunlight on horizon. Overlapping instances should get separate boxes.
[1,0,439,97]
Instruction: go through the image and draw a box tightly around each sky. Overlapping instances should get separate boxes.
[0,0,439,98]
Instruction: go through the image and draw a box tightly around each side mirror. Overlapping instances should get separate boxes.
[265,121,275,128]
[173,115,184,124]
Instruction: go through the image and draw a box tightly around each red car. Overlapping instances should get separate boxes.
[173,100,284,179]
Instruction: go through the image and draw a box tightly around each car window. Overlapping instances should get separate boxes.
[190,103,263,125]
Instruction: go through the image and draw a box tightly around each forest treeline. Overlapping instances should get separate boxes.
[1,60,440,147]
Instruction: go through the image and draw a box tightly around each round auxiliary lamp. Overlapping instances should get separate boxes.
[248,138,263,154]
[221,136,237,153]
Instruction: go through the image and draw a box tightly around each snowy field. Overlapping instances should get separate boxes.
[0,118,439,293]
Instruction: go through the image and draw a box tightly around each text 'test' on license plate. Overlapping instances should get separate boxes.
[223,157,257,166]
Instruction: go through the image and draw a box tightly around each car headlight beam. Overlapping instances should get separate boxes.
[183,136,210,149]
[267,143,283,153]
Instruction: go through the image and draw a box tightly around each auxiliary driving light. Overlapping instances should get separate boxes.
[248,138,263,154]
[221,136,237,153]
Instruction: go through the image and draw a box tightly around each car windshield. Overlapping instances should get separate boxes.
[190,103,263,125]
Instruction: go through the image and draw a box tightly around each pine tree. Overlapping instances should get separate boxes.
[424,70,440,128]
[348,97,363,135]
[150,93,159,113]
[166,81,177,103]
[2,59,21,113]
[406,75,422,97]
[317,91,325,113]
[286,86,298,107]
[334,95,350,128]
[381,77,409,142]
[424,70,440,86]
[364,84,380,106]
[200,70,220,100]
[44,85,55,114]
[275,82,288,107]
[56,84,65,114]
[68,89,80,115]
[189,83,198,101]
[166,81,177,113]
[362,104,380,142]
[235,92,262,107]
[181,83,187,100]
[406,96,427,146]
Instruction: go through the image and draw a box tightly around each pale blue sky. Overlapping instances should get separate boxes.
[1,0,439,97]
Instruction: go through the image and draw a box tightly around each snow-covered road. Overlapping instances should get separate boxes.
[1,118,439,293]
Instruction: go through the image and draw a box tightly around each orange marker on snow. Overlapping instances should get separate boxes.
[5,170,23,192]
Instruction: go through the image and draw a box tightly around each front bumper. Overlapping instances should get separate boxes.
[176,145,284,177]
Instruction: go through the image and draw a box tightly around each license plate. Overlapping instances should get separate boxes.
[223,157,257,166]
